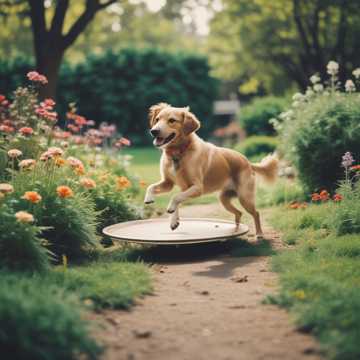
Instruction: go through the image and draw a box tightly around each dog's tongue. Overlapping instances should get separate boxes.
[154,137,164,146]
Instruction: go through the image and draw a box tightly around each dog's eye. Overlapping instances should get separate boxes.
[168,118,176,124]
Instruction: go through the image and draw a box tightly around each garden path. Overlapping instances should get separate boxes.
[96,203,322,360]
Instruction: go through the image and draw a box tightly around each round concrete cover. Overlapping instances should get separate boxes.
[103,218,249,245]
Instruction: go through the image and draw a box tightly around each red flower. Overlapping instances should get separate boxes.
[0,124,15,133]
[114,137,131,148]
[44,98,55,107]
[333,194,343,202]
[19,127,34,136]
[27,71,48,84]
[319,190,330,201]
[311,193,321,201]
[0,94,5,103]
[350,165,360,171]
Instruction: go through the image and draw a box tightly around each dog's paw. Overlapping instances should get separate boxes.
[255,234,264,241]
[144,193,155,204]
[170,221,180,231]
[144,200,154,205]
[167,201,177,214]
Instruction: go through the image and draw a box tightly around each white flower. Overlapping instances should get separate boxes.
[310,74,320,84]
[7,149,22,158]
[345,79,356,93]
[292,93,304,101]
[327,61,339,76]
[305,89,314,97]
[313,84,324,92]
[292,101,300,108]
[279,110,294,120]
[352,68,360,79]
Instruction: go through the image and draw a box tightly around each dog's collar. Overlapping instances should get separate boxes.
[165,140,191,159]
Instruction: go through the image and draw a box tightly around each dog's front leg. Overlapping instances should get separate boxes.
[144,179,173,204]
[167,184,202,214]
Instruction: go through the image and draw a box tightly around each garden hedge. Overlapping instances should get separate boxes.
[0,49,218,144]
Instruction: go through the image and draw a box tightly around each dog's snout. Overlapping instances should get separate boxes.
[150,129,160,137]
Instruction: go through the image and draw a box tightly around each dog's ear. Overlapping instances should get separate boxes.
[148,103,170,127]
[183,109,201,135]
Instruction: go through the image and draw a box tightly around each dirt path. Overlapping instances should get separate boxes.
[97,204,322,360]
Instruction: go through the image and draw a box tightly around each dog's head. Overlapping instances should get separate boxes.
[148,103,200,148]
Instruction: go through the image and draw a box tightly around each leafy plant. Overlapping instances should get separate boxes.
[235,135,278,160]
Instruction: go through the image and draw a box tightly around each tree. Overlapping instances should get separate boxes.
[208,0,360,94]
[0,0,119,98]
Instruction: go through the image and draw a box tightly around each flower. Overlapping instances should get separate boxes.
[313,84,324,92]
[67,156,83,168]
[350,165,360,171]
[56,185,73,198]
[292,93,304,101]
[80,177,96,189]
[311,193,321,201]
[40,147,64,161]
[310,74,320,84]
[0,94,5,103]
[7,149,22,158]
[352,68,360,79]
[15,211,34,223]
[342,152,354,168]
[0,183,14,194]
[319,190,330,201]
[19,159,36,170]
[0,124,15,133]
[139,180,147,188]
[116,176,131,190]
[114,137,131,148]
[54,157,66,167]
[27,71,48,84]
[327,60,339,76]
[19,127,34,136]
[289,202,307,210]
[345,79,356,93]
[333,194,343,202]
[22,191,42,204]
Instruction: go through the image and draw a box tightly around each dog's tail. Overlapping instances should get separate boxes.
[251,154,279,183]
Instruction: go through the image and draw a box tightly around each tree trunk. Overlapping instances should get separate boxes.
[36,50,64,100]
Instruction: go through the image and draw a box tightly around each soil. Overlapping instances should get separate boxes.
[95,203,322,360]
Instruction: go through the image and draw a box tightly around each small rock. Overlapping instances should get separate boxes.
[231,275,248,283]
[199,290,210,296]
[133,330,152,339]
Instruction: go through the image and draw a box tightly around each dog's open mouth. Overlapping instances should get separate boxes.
[154,133,176,147]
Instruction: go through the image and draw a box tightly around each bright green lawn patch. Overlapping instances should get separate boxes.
[268,204,360,360]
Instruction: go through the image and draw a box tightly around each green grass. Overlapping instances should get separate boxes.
[268,203,360,360]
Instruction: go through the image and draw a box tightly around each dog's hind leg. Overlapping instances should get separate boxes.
[219,189,242,227]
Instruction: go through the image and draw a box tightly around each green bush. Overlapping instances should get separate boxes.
[278,94,360,192]
[0,202,50,272]
[11,162,99,260]
[0,271,101,360]
[235,135,278,160]
[0,50,218,144]
[238,96,287,136]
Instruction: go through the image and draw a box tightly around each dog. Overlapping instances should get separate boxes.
[144,103,278,239]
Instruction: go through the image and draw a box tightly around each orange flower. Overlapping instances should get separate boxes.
[74,164,85,175]
[139,180,147,188]
[319,190,330,201]
[15,211,34,223]
[289,202,307,210]
[56,185,73,198]
[333,193,343,202]
[350,165,360,171]
[55,157,66,167]
[116,176,131,190]
[80,178,96,189]
[311,193,321,201]
[22,191,42,204]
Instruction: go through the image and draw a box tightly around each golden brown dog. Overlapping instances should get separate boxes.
[144,103,278,239]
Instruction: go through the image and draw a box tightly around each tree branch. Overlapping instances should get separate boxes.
[292,0,312,59]
[49,0,69,37]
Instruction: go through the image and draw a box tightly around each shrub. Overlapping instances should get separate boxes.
[0,201,50,272]
[0,50,218,145]
[0,271,101,360]
[11,161,100,260]
[274,62,360,192]
[238,96,287,136]
[235,135,278,160]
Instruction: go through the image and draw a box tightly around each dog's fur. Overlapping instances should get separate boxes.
[144,103,279,238]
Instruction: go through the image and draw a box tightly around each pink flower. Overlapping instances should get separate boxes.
[43,98,55,107]
[0,94,5,103]
[114,137,131,148]
[27,71,48,85]
[19,127,34,136]
[0,124,15,133]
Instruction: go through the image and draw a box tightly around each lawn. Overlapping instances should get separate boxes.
[267,202,360,360]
